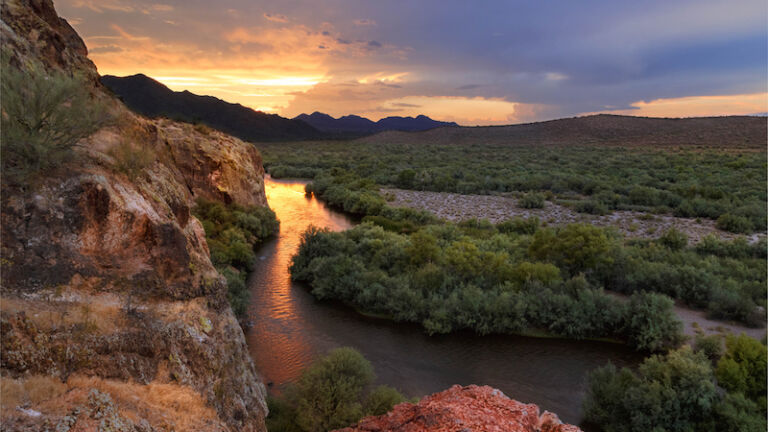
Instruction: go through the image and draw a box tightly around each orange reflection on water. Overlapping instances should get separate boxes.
[246,175,353,388]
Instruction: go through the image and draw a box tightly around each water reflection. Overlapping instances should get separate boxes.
[245,175,640,424]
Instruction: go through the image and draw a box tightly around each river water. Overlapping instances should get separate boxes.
[245,176,641,425]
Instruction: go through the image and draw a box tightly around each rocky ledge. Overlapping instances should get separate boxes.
[336,385,581,432]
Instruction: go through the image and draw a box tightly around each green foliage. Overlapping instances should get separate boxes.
[363,385,407,416]
[266,348,405,432]
[693,334,724,364]
[295,348,374,431]
[529,224,615,276]
[193,198,278,317]
[715,334,767,402]
[658,228,688,250]
[291,222,684,349]
[716,213,754,233]
[261,139,766,232]
[585,347,718,432]
[518,192,545,209]
[1,56,109,187]
[624,292,684,352]
[496,216,539,235]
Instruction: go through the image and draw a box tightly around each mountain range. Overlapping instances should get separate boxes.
[293,112,458,135]
[101,74,457,141]
[101,74,323,142]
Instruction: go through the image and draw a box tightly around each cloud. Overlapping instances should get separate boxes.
[263,13,289,23]
[593,92,768,118]
[354,19,377,27]
[56,0,767,124]
[89,44,124,54]
[70,0,133,13]
[391,102,421,108]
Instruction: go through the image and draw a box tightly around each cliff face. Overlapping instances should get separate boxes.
[0,1,268,431]
[336,385,582,432]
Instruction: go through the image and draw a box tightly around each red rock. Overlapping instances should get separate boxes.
[336,385,582,432]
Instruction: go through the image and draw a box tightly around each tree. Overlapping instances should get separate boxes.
[1,57,109,187]
[624,291,683,351]
[529,224,615,275]
[715,334,767,402]
[295,348,374,432]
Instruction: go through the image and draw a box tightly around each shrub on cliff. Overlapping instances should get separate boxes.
[1,56,109,188]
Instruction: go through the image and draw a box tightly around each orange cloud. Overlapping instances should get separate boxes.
[597,93,768,117]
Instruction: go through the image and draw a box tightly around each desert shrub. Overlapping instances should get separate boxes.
[1,57,109,187]
[193,198,278,317]
[266,348,405,432]
[623,291,683,352]
[109,139,156,179]
[716,213,753,233]
[518,192,545,209]
[363,385,407,416]
[529,224,616,276]
[574,199,609,215]
[658,228,687,250]
[497,216,539,235]
[715,334,767,402]
[584,347,719,432]
[694,334,725,364]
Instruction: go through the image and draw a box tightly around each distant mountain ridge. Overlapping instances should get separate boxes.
[101,74,323,142]
[295,111,458,135]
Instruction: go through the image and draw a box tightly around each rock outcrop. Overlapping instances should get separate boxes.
[1,1,268,431]
[336,385,582,432]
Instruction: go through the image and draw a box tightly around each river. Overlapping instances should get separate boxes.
[245,176,641,425]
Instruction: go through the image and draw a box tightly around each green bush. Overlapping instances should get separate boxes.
[715,334,767,402]
[1,57,109,187]
[658,228,688,250]
[497,216,539,235]
[529,224,616,276]
[623,291,683,352]
[193,198,278,317]
[584,347,719,432]
[266,348,405,432]
[518,192,545,209]
[716,214,754,233]
[574,199,609,215]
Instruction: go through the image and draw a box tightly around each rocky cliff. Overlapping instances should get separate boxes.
[336,385,582,432]
[1,1,268,430]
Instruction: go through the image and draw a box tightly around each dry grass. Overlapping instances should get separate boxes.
[0,375,67,411]
[1,374,223,430]
[0,294,125,334]
[67,376,221,430]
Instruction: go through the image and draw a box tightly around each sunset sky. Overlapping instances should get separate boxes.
[58,0,767,125]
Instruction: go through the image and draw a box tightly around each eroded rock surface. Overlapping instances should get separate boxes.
[1,1,268,430]
[336,385,581,432]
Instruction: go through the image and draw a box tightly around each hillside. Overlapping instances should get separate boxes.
[359,114,767,149]
[101,74,323,142]
[1,1,268,430]
[295,111,458,135]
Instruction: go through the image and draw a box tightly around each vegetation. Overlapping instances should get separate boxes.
[260,140,767,233]
[292,171,765,336]
[1,56,109,188]
[266,348,406,432]
[585,337,767,432]
[193,198,278,317]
